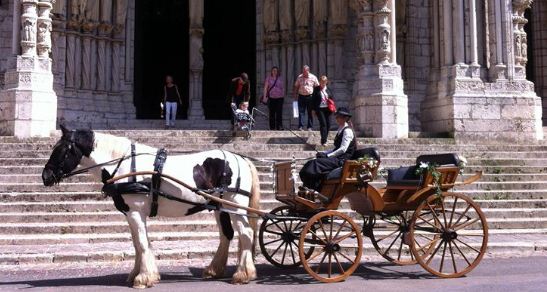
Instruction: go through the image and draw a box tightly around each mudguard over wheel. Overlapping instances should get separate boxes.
[299,210,363,283]
[409,192,488,278]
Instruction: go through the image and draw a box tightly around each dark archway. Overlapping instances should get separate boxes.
[202,0,256,120]
[134,0,189,119]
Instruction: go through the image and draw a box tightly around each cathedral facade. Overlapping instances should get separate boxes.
[0,0,545,140]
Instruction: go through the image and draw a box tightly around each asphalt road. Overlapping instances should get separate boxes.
[1,256,547,291]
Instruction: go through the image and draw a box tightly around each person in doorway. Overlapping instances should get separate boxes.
[293,65,319,131]
[228,72,251,108]
[312,75,334,146]
[299,107,356,191]
[263,66,285,130]
[163,75,183,129]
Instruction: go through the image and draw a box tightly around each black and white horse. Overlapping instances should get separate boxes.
[42,126,261,288]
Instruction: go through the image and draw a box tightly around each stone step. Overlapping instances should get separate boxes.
[1,207,546,224]
[0,230,545,265]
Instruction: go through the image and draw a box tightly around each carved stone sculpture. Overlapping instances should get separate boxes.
[22,19,35,42]
[114,0,128,34]
[85,0,99,22]
[294,0,310,28]
[279,0,292,31]
[100,0,112,23]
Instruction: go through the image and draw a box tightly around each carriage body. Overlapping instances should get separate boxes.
[261,150,488,283]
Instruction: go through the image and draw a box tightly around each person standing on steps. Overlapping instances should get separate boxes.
[293,65,319,131]
[312,75,334,146]
[263,66,285,130]
[163,75,183,129]
[299,107,356,191]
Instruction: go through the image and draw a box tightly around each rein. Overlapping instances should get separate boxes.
[60,152,154,181]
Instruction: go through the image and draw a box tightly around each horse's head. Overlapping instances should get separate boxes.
[42,125,95,186]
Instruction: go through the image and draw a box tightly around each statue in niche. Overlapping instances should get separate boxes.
[85,0,99,22]
[113,0,128,34]
[330,0,347,25]
[365,31,374,51]
[294,0,310,28]
[37,22,50,44]
[22,19,35,42]
[100,0,113,23]
[263,0,278,33]
[52,0,66,19]
[189,0,203,28]
[396,0,407,36]
[515,35,522,57]
[279,0,292,31]
[521,36,527,59]
[71,0,87,18]
[381,30,390,50]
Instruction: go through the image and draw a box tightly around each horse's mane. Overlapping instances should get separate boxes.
[93,132,157,159]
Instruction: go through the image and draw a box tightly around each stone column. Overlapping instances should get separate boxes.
[295,0,310,71]
[513,0,532,79]
[188,0,204,120]
[312,0,327,75]
[0,0,58,138]
[351,0,408,139]
[329,0,347,80]
[280,0,294,98]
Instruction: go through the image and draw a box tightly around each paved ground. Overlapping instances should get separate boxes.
[1,253,547,291]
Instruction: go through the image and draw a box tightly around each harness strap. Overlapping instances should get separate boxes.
[129,143,137,183]
[150,148,167,217]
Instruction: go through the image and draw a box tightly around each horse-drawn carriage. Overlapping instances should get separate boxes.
[42,127,488,287]
[258,149,488,282]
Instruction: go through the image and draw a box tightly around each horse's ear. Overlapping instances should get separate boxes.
[60,123,69,135]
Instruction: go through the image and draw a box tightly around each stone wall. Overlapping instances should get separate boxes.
[52,0,135,129]
[531,0,547,125]
[0,0,13,90]
[403,0,431,132]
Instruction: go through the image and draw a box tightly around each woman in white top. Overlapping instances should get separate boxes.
[312,75,334,146]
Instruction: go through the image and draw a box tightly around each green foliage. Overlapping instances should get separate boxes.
[415,162,442,197]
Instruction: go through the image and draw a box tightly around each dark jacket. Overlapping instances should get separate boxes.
[228,77,251,102]
[311,85,334,111]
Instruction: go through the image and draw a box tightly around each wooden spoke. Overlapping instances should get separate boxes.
[397,235,404,261]
[452,240,472,266]
[376,229,400,243]
[448,241,458,274]
[370,212,417,265]
[332,230,356,244]
[333,252,345,274]
[448,197,458,228]
[440,198,449,230]
[383,232,401,256]
[452,217,480,231]
[425,239,444,265]
[454,238,481,254]
[439,241,448,273]
[300,210,362,283]
[417,215,442,232]
[451,204,472,228]
[332,220,348,242]
[410,193,488,278]
[259,206,315,269]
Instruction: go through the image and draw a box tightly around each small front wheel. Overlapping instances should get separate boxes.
[299,210,363,283]
[259,206,312,268]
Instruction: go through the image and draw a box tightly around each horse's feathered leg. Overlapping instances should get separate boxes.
[203,211,232,279]
[231,158,260,284]
[125,202,160,289]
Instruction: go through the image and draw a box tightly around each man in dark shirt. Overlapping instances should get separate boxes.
[228,72,251,108]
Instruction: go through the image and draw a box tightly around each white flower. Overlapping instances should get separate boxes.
[458,155,468,167]
[419,162,429,169]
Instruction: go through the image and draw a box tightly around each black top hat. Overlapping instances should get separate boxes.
[335,107,352,118]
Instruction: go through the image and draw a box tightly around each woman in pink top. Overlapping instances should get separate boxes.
[263,66,285,130]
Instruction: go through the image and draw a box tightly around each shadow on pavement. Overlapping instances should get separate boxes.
[0,262,434,289]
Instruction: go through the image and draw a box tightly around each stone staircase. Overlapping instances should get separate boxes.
[0,130,547,265]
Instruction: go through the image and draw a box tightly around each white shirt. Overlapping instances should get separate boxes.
[326,123,354,158]
[319,87,328,108]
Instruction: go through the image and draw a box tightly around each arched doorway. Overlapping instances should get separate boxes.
[134,0,189,119]
[202,0,256,120]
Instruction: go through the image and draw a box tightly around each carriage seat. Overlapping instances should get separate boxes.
[386,153,460,187]
[325,147,381,180]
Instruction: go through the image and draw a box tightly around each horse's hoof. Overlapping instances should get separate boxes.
[231,271,251,285]
[133,272,160,289]
[202,266,224,279]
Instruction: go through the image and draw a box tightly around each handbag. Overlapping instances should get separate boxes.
[261,77,278,105]
[327,98,336,113]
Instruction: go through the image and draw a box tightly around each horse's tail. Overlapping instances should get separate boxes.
[244,157,261,260]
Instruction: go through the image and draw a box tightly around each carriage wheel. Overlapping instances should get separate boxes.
[299,210,362,283]
[409,192,488,278]
[259,206,314,268]
[368,211,419,265]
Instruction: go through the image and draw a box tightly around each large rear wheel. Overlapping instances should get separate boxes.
[409,192,488,278]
